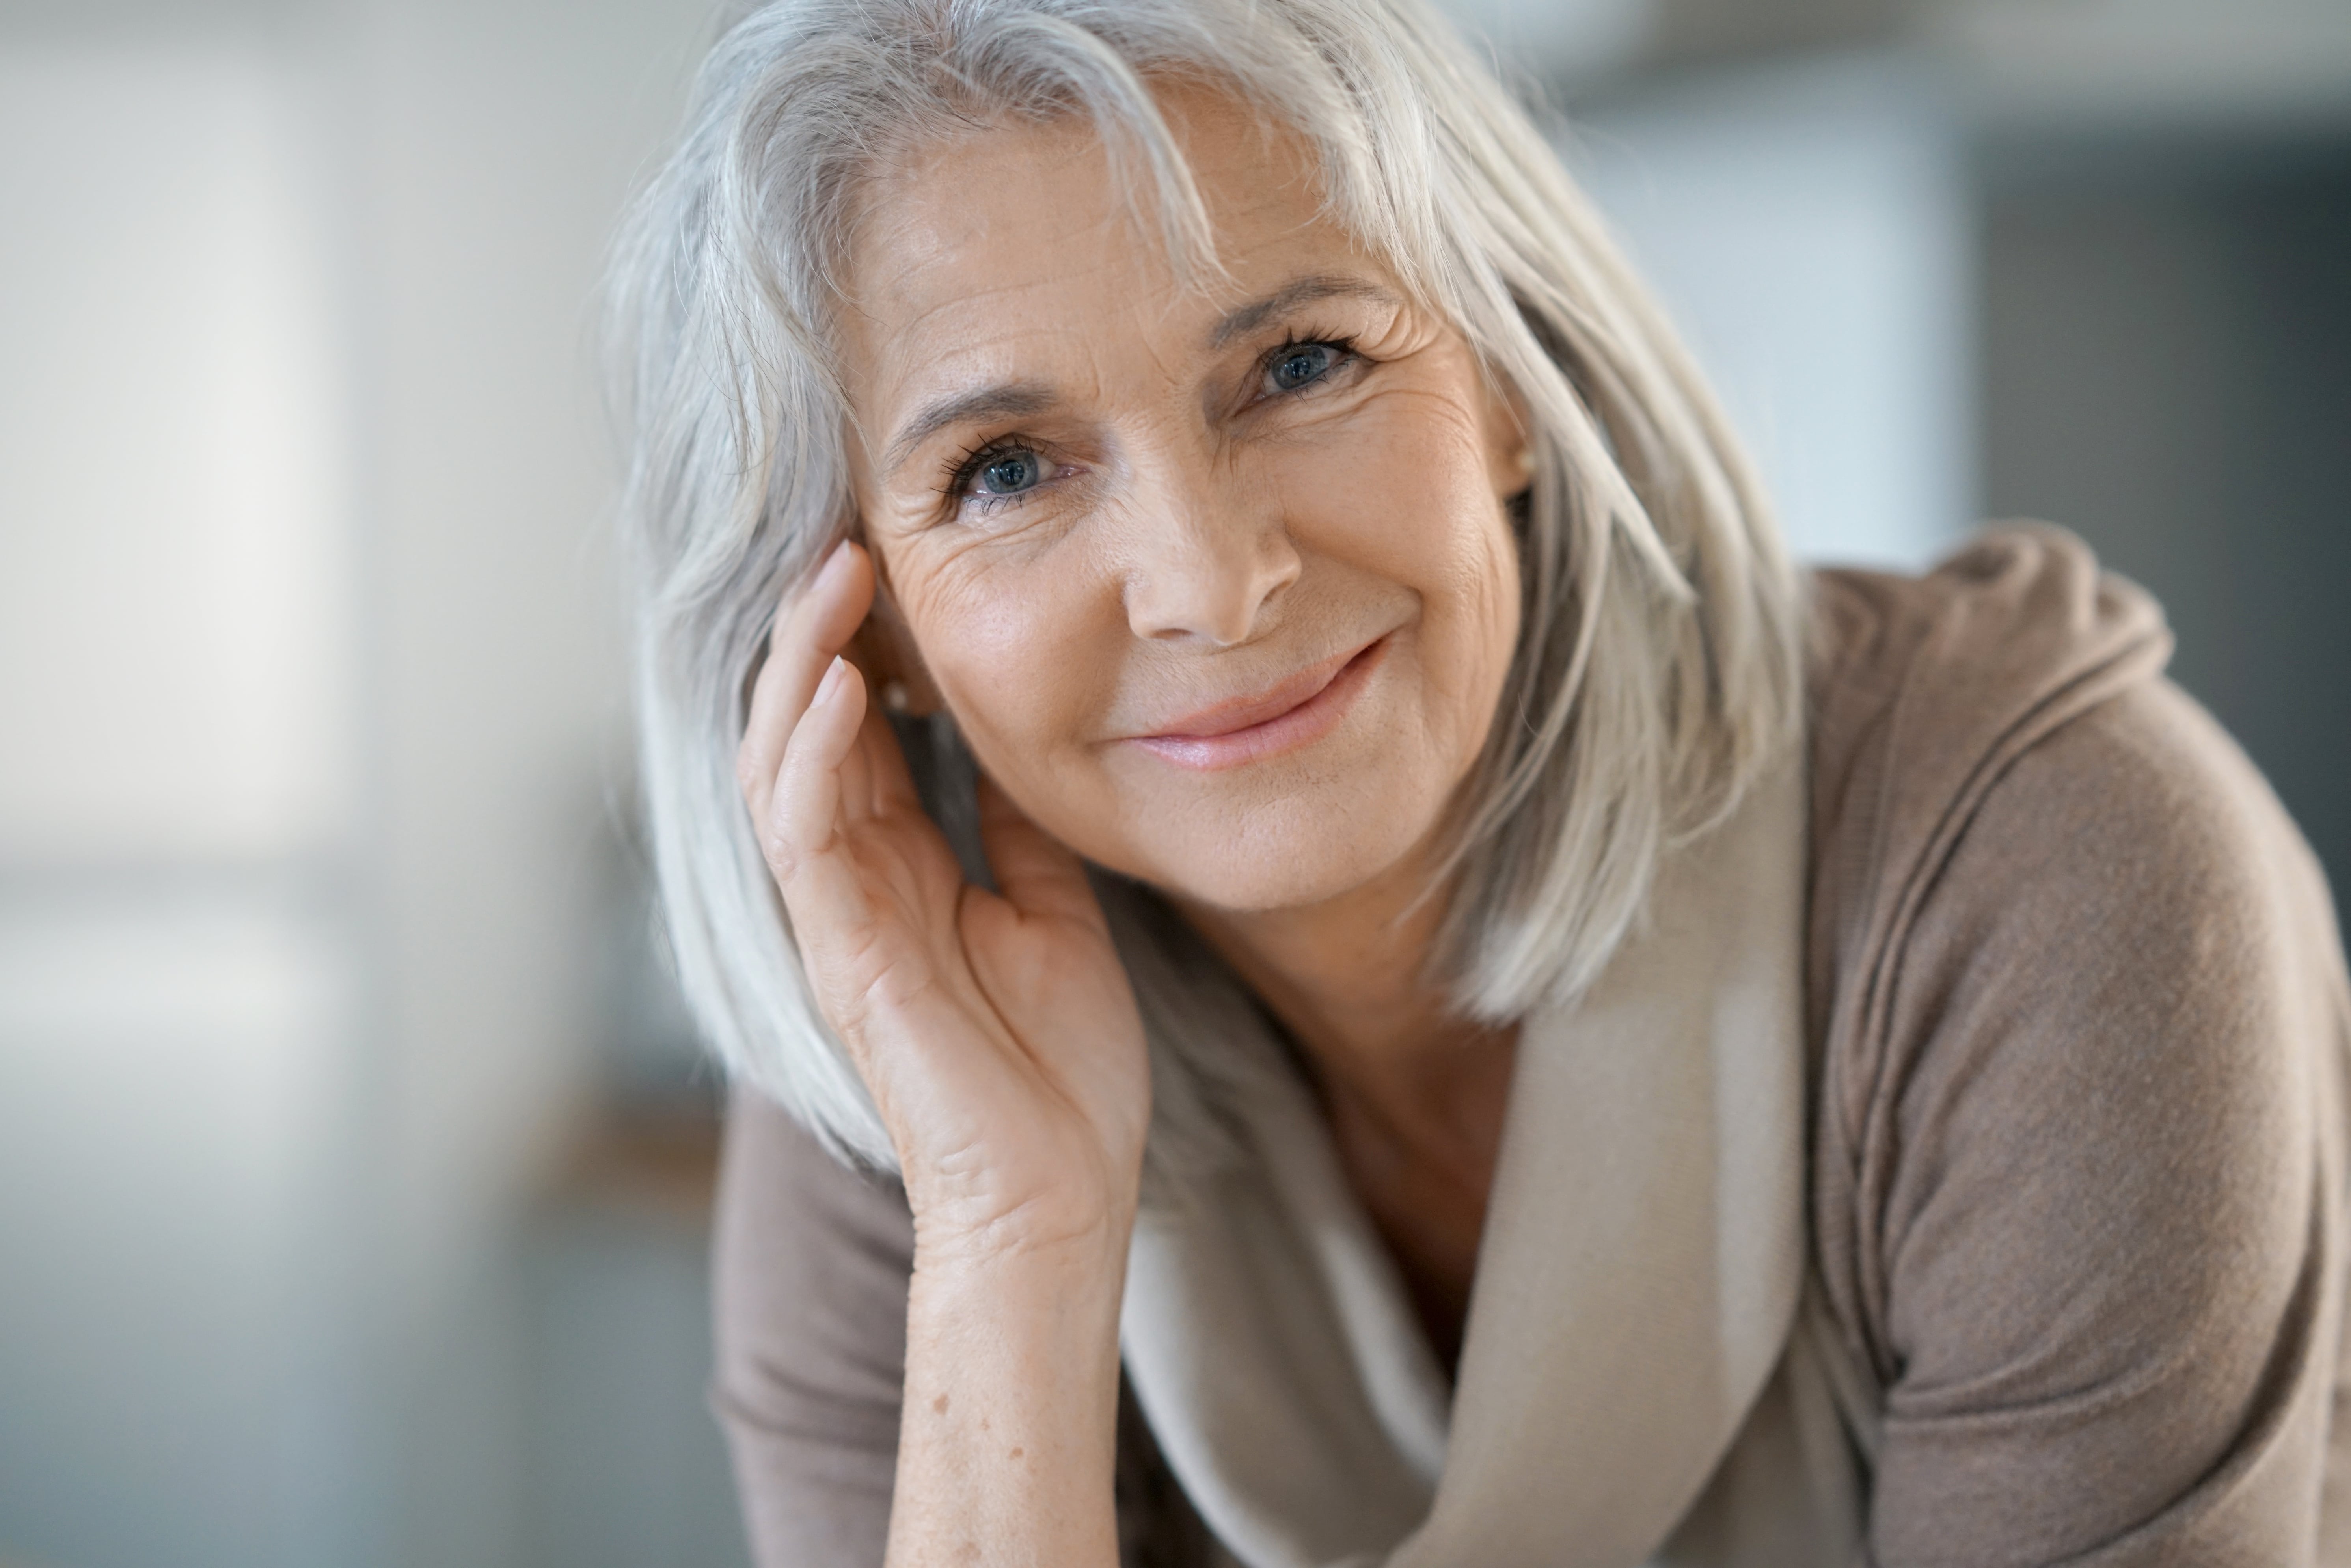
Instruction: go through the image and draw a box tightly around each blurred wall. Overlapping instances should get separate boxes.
[0,34,364,1568]
[338,1,710,1554]
[1571,55,1975,568]
[1982,144,2351,885]
[0,2,713,1564]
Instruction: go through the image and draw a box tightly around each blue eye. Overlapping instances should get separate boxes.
[944,442,1064,515]
[976,449,1043,495]
[1269,342,1336,393]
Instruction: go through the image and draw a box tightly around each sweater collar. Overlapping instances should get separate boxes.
[1120,755,1813,1568]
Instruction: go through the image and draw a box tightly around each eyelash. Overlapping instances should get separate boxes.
[938,330,1364,515]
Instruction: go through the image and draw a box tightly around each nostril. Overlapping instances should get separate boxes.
[1120,527,1302,648]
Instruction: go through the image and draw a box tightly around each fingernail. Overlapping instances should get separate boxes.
[814,656,847,705]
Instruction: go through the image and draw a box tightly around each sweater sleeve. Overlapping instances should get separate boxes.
[711,1089,913,1568]
[1846,678,2351,1566]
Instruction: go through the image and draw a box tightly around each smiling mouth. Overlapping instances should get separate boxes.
[1127,637,1388,772]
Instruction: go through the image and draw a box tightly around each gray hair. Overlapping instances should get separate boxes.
[606,0,1802,1174]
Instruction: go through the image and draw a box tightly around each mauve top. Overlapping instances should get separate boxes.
[706,529,2351,1566]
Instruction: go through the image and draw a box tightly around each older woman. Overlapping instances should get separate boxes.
[606,2,2351,1564]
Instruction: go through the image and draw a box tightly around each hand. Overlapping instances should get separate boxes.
[739,540,1152,1263]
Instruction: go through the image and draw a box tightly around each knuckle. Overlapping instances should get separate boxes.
[761,834,797,883]
[762,821,837,886]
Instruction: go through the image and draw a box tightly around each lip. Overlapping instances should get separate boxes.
[1125,637,1388,771]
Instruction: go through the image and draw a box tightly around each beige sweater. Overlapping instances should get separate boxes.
[709,528,2351,1565]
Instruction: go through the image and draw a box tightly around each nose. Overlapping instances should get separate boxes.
[1115,458,1302,647]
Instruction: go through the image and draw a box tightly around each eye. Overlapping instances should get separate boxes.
[950,443,1062,509]
[977,448,1046,495]
[1267,341,1340,394]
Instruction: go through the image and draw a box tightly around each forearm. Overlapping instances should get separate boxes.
[885,1231,1131,1568]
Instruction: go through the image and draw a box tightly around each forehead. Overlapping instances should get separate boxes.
[838,86,1362,404]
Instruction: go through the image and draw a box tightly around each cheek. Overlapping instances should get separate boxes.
[888,542,1119,785]
[1269,394,1521,724]
[1416,521,1523,779]
[1445,512,1524,711]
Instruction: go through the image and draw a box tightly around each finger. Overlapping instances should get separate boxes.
[739,540,875,825]
[741,539,870,820]
[846,690,913,823]
[833,676,884,824]
[766,656,885,977]
[974,773,1102,926]
[842,626,925,819]
[765,654,860,875]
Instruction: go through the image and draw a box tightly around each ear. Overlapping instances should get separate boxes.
[846,565,946,718]
[1479,369,1536,503]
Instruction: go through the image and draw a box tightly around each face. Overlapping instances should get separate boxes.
[838,85,1526,914]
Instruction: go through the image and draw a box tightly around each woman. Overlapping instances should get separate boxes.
[606,1,2351,1562]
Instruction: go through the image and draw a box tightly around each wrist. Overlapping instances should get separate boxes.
[907,1209,1134,1405]
[902,1149,1141,1273]
[910,1197,1136,1290]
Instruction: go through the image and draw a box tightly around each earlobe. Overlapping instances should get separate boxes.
[1502,446,1537,513]
[1481,372,1537,502]
[851,572,947,719]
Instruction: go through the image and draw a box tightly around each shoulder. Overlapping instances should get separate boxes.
[1802,523,2173,959]
[1839,671,2336,1288]
[1801,523,2343,1309]
[1801,525,2340,1139]
[1799,527,2351,1560]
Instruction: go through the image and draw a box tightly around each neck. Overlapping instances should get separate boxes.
[1179,846,1518,1374]
[1174,849,1515,1171]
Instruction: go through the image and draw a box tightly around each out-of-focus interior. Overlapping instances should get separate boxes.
[0,1,2343,1564]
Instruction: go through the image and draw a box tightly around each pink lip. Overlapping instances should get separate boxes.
[1126,638,1388,771]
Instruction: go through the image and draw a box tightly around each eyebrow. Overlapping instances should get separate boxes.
[881,381,1057,481]
[879,275,1397,480]
[1207,274,1398,348]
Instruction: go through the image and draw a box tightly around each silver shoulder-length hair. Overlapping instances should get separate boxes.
[607,0,1802,1173]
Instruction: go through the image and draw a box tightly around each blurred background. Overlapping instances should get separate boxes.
[0,0,2343,1564]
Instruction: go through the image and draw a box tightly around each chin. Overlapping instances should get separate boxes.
[1118,787,1444,916]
